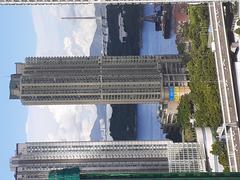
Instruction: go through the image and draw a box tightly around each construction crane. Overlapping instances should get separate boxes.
[140,4,172,39]
[61,16,102,20]
[140,8,163,31]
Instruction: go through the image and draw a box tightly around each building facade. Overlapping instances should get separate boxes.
[10,140,206,180]
[10,55,189,105]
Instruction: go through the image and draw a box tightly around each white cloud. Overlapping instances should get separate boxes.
[26,105,97,141]
[26,5,111,142]
[106,104,113,120]
[63,37,73,55]
[31,5,97,56]
[106,105,113,141]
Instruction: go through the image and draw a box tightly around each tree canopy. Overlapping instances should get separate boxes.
[176,4,222,130]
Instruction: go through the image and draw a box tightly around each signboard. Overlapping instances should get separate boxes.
[169,86,174,101]
[174,87,180,102]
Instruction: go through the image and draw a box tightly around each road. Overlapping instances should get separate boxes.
[209,2,240,172]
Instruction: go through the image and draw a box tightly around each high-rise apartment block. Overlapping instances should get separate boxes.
[10,55,189,105]
[10,140,206,180]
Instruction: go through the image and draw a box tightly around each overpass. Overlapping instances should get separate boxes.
[0,0,237,5]
[209,2,240,172]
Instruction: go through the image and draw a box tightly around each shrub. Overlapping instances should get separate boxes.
[237,19,240,26]
[235,28,240,35]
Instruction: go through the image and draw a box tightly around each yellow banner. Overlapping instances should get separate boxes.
[174,87,180,102]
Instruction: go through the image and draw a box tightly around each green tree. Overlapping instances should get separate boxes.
[177,4,222,130]
[237,20,240,26]
[177,43,186,54]
[211,141,229,171]
[176,94,192,128]
[235,28,240,35]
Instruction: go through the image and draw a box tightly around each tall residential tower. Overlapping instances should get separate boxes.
[10,55,189,105]
[10,140,206,180]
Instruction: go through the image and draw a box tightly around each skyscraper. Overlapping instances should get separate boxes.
[10,55,189,105]
[10,140,206,180]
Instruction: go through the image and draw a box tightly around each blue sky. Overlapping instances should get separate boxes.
[0,6,36,179]
[0,5,102,179]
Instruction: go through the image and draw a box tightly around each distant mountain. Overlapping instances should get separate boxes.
[90,105,105,141]
[90,4,105,55]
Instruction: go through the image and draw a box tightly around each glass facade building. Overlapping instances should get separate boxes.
[10,141,206,180]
